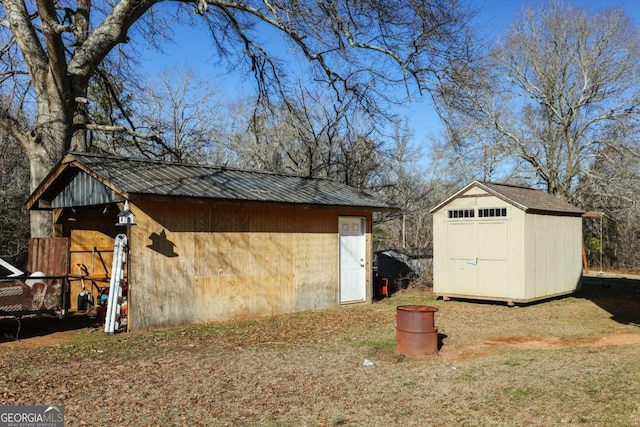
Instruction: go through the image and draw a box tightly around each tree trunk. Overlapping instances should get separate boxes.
[27,74,75,237]
[27,146,58,238]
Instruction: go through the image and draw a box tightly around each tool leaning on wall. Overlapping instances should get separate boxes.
[104,234,128,334]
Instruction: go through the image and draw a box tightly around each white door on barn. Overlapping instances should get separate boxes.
[447,220,508,296]
[339,217,366,303]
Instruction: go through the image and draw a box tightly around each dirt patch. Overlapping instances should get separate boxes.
[484,333,640,350]
[0,313,98,348]
[1,331,76,349]
[437,334,640,363]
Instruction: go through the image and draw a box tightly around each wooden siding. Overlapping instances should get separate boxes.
[128,199,372,330]
[56,206,120,311]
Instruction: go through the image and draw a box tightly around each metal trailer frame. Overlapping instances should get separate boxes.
[0,274,69,317]
[1,237,72,337]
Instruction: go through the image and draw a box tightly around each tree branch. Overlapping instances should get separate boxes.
[68,0,156,83]
[0,106,34,150]
[35,0,68,92]
[3,0,48,74]
[77,122,162,142]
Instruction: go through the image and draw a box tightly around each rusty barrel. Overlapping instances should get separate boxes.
[396,305,439,356]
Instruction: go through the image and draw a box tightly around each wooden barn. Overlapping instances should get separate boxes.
[430,181,584,305]
[26,153,396,330]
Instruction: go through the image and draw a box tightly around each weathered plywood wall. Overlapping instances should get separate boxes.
[57,206,120,311]
[128,199,372,330]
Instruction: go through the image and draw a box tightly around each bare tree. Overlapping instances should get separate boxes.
[375,123,458,252]
[0,0,475,237]
[0,133,30,269]
[86,62,140,155]
[228,84,386,188]
[576,143,640,270]
[125,66,224,163]
[435,0,640,201]
[86,65,227,163]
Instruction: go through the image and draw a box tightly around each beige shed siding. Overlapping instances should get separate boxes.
[464,186,488,196]
[128,199,371,330]
[432,183,581,303]
[432,208,447,295]
[507,207,527,300]
[524,214,582,299]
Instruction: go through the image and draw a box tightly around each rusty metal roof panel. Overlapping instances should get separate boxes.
[68,153,394,209]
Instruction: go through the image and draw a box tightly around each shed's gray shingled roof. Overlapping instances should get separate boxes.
[430,180,584,215]
[55,153,395,210]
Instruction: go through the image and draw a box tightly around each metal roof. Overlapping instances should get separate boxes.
[430,180,584,216]
[28,152,396,211]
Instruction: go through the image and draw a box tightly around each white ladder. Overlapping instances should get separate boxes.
[104,234,127,334]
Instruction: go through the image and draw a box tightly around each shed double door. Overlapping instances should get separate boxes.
[448,220,508,297]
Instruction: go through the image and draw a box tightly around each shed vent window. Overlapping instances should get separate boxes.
[448,209,475,219]
[478,207,507,218]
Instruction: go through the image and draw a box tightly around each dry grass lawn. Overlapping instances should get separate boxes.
[1,274,640,426]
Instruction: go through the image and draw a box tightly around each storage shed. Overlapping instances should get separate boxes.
[430,181,584,304]
[26,153,396,330]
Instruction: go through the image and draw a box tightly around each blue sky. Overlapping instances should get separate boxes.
[137,1,640,145]
[476,0,640,38]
